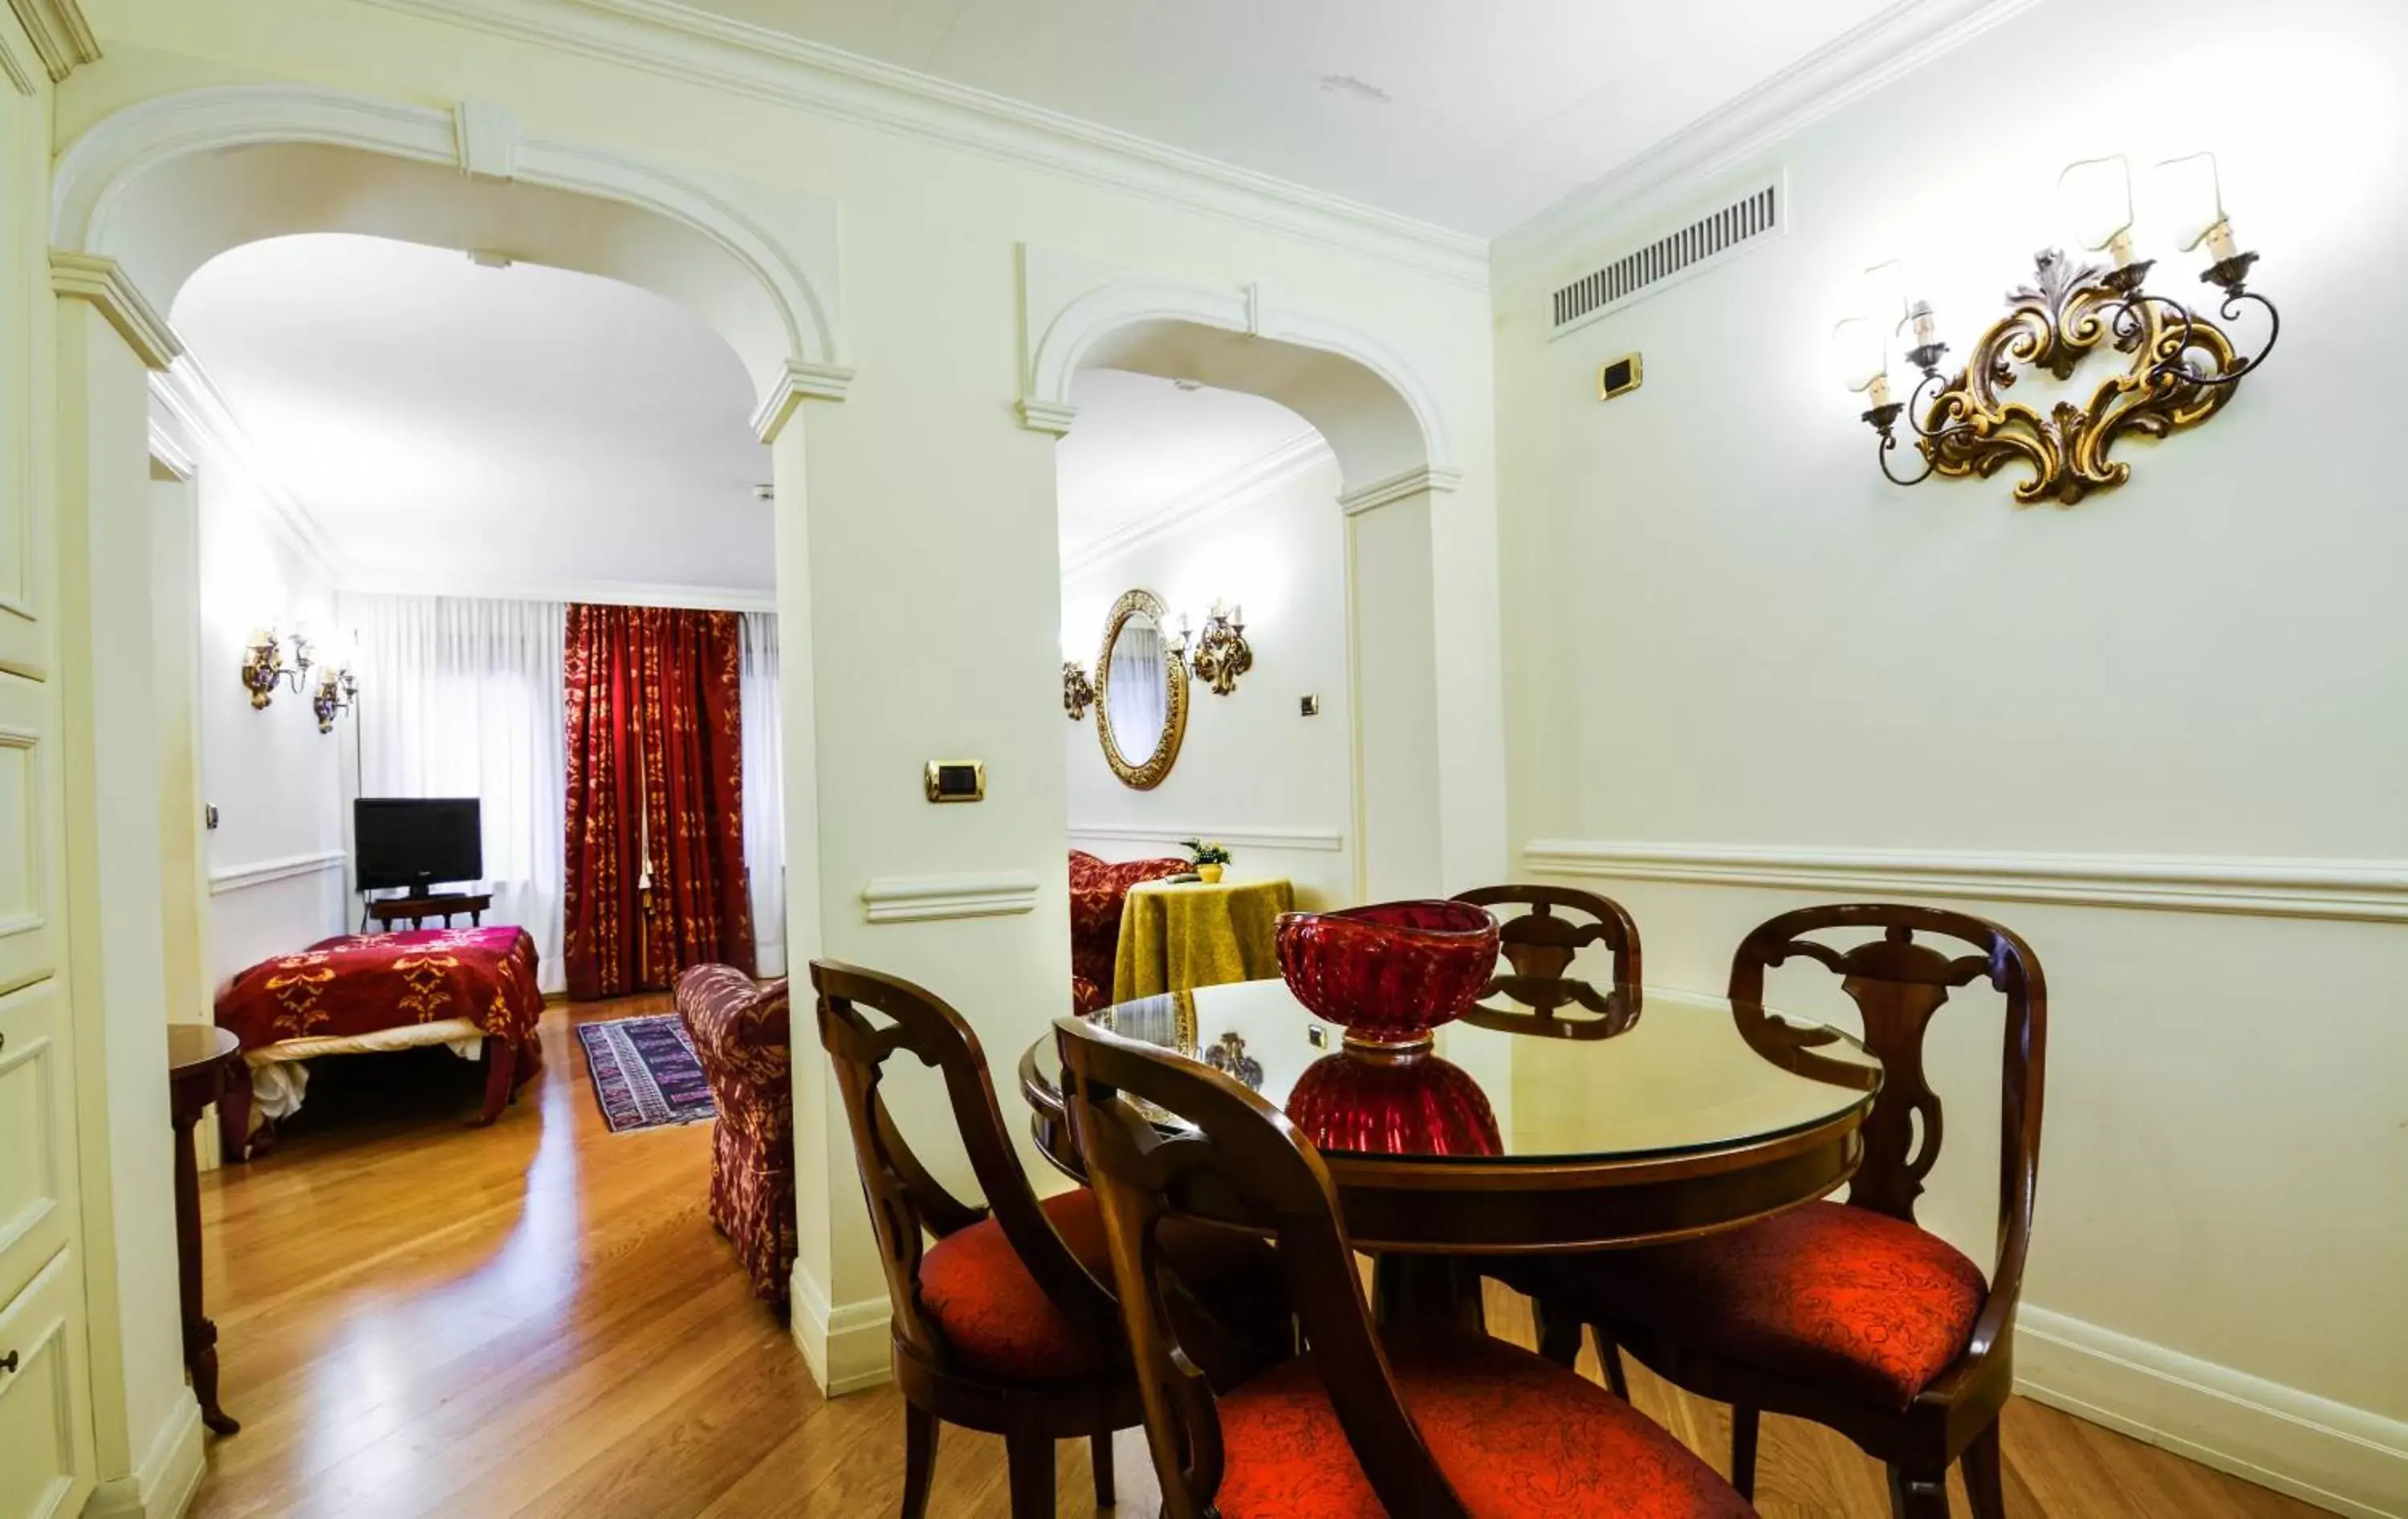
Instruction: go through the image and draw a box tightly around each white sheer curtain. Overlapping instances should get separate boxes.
[344,594,569,992]
[1106,621,1168,744]
[738,611,787,978]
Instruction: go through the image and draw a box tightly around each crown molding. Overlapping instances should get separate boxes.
[6,0,97,83]
[147,356,344,585]
[1060,430,1332,580]
[1336,463,1462,517]
[335,577,777,613]
[49,250,181,369]
[1492,0,2042,288]
[860,871,1039,925]
[0,22,35,95]
[145,421,194,482]
[356,0,1488,289]
[1523,839,2408,924]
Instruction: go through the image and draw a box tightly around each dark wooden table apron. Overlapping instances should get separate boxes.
[1019,1046,1869,1256]
[167,1022,244,1436]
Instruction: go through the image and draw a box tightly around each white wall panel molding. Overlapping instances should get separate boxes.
[4,0,96,83]
[1071,824,1344,855]
[1060,430,1332,579]
[1493,0,2039,288]
[1523,839,2408,924]
[860,871,1040,925]
[50,83,847,434]
[356,0,1487,289]
[205,849,346,897]
[47,252,180,370]
[148,356,341,585]
[2018,1307,2408,1519]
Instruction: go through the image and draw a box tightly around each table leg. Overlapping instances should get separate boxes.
[174,1108,240,1436]
[1370,1254,1486,1331]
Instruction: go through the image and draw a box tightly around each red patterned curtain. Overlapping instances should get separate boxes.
[563,605,755,998]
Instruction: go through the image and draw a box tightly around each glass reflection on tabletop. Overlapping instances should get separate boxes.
[1072,977,1881,1165]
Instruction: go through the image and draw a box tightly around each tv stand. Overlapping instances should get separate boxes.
[364,891,493,933]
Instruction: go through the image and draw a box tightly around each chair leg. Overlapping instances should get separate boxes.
[1960,1420,2006,1519]
[1596,1330,1629,1399]
[900,1403,939,1519]
[1887,1464,1951,1518]
[1006,1430,1056,1519]
[1089,1429,1115,1509]
[1531,1297,1584,1370]
[1729,1405,1759,1501]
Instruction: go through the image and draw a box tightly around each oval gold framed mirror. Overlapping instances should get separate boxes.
[1094,588,1188,790]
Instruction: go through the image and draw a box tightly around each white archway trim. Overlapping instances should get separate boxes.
[1337,465,1465,517]
[50,83,850,436]
[48,251,181,369]
[1017,244,1457,479]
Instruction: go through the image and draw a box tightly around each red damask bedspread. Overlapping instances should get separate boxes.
[214,927,547,1129]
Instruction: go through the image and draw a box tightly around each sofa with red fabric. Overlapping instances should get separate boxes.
[1068,848,1189,1012]
[675,963,795,1303]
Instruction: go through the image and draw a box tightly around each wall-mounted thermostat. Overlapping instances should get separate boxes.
[924,760,985,803]
[1597,352,1644,401]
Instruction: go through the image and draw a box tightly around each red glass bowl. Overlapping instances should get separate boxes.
[1286,1049,1502,1159]
[1275,899,1500,1052]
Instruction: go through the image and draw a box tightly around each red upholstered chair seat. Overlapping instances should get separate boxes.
[917,1188,1278,1381]
[1213,1325,1752,1518]
[1068,850,1189,1012]
[1572,1201,1987,1411]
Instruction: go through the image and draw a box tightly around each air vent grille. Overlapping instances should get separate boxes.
[1549,181,1782,338]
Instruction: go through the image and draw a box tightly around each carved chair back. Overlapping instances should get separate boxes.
[811,960,1120,1371]
[1452,884,1642,1035]
[1727,905,2046,1358]
[1054,1016,1473,1519]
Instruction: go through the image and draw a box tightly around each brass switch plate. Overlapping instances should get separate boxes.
[924,760,985,803]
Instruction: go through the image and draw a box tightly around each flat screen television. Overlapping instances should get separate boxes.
[354,798,483,894]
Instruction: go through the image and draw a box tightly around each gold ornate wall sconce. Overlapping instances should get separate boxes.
[1839,153,2276,506]
[1063,658,1095,720]
[1178,601,1253,697]
[240,626,311,709]
[311,663,359,733]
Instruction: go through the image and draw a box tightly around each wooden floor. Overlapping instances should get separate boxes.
[187,999,2324,1519]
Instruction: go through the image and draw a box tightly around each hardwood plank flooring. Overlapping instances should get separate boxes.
[187,1000,2325,1518]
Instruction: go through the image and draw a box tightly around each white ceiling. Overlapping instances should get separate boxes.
[172,233,773,602]
[673,0,1900,235]
[1056,370,1316,560]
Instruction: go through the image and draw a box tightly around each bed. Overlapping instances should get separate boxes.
[213,926,546,1157]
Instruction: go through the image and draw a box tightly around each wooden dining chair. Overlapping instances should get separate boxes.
[1054,1012,1758,1519]
[1516,905,2046,1519]
[811,960,1289,1518]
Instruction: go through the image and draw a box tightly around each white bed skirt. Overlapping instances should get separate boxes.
[244,1017,487,1122]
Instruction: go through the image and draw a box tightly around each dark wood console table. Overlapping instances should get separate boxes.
[364,891,493,931]
[168,1023,243,1437]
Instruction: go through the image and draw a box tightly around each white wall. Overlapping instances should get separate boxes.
[1494,0,2408,1511]
[189,438,348,987]
[1064,448,1356,906]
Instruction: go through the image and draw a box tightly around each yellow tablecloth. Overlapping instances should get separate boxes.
[1112,877,1296,1003]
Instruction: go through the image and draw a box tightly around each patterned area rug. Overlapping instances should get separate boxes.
[575,1015,718,1133]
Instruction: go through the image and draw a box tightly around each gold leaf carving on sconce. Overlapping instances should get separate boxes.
[1920,250,2243,506]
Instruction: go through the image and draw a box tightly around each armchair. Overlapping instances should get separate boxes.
[675,963,796,1303]
[1068,849,1188,1012]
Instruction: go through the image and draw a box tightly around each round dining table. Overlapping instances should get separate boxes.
[1021,976,1884,1317]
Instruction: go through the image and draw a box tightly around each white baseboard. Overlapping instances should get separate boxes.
[83,1390,205,1519]
[790,1264,893,1397]
[2017,1307,2407,1519]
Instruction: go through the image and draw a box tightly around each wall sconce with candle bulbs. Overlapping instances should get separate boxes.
[1063,655,1096,720]
[240,625,312,709]
[1841,152,2276,505]
[1174,601,1254,697]
[311,662,359,733]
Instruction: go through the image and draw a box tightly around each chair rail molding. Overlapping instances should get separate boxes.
[207,849,348,897]
[353,0,1487,289]
[48,83,848,442]
[1491,0,2040,289]
[860,870,1041,925]
[1522,839,2408,923]
[1070,824,1344,854]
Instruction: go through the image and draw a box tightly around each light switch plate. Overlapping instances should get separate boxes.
[924,760,985,803]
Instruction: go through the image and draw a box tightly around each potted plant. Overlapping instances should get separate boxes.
[1181,838,1232,884]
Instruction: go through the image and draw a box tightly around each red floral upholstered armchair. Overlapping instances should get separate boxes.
[1068,849,1190,1012]
[676,963,795,1304]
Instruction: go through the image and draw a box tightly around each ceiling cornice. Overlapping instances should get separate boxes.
[336,578,778,614]
[355,0,1489,289]
[5,0,97,83]
[148,355,345,587]
[1491,0,2043,288]
[1060,429,1334,581]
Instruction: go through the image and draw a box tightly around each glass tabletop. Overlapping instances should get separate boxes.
[1071,978,1882,1167]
